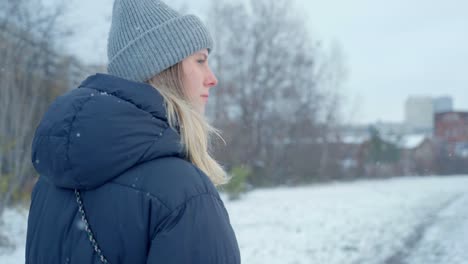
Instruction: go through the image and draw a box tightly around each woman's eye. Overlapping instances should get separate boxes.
[197,59,206,64]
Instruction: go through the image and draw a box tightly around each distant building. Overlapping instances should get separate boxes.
[434,111,468,157]
[405,96,434,130]
[402,137,435,175]
[433,96,453,113]
[373,121,410,135]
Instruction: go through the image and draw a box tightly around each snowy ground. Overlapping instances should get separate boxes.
[1,175,468,264]
[0,208,28,264]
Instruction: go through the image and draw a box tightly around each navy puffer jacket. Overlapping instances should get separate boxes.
[26,73,241,264]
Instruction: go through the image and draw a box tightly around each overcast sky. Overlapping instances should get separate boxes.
[57,0,468,124]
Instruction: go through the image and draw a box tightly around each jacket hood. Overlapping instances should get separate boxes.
[31,73,183,190]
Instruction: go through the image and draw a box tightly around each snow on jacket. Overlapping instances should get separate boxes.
[26,73,241,264]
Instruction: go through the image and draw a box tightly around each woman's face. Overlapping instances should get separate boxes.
[181,49,218,115]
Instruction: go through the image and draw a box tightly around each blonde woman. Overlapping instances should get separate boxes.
[26,0,241,263]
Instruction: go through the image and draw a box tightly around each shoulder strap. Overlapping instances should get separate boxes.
[74,189,110,264]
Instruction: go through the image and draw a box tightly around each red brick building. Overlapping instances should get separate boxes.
[434,111,468,157]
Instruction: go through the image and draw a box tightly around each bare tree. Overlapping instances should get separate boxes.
[206,0,346,185]
[315,42,348,179]
[0,0,70,218]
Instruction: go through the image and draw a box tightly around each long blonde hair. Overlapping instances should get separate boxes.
[148,63,229,186]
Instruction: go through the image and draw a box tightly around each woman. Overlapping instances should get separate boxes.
[25,0,241,263]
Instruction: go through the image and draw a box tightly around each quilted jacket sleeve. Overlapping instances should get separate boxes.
[146,193,241,264]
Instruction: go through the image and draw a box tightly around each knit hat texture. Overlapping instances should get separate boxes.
[107,0,213,82]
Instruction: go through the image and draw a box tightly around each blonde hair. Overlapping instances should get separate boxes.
[148,63,229,186]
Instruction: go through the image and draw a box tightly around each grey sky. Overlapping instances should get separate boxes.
[58,0,468,124]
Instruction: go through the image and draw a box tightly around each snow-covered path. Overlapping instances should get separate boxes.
[1,176,468,264]
[404,192,468,264]
[222,176,468,264]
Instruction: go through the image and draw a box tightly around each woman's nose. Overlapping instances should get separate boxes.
[205,68,218,87]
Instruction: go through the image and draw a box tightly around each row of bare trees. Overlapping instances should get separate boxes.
[0,0,71,218]
[0,0,350,219]
[206,0,348,186]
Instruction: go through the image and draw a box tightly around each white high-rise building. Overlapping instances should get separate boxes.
[405,96,434,129]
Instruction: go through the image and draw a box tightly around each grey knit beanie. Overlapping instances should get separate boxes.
[107,0,214,82]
